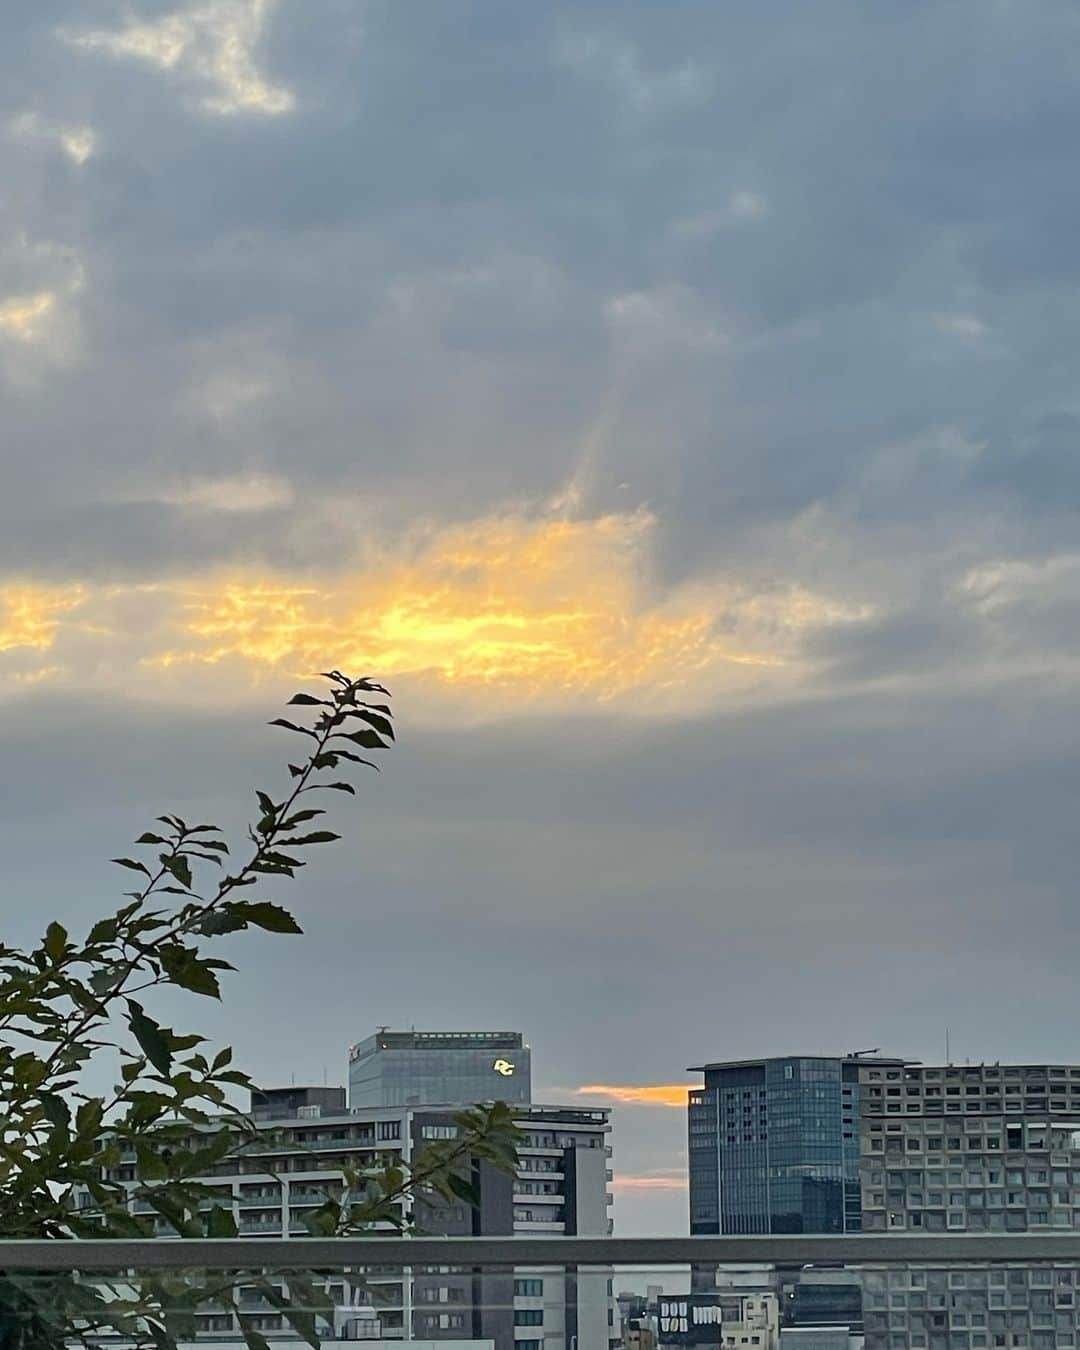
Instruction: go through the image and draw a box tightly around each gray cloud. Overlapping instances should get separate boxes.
[4,0,1080,1235]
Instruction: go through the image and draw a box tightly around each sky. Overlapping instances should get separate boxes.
[2,0,1080,1237]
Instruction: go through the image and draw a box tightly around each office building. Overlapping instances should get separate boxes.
[689,1056,1080,1349]
[688,1055,906,1235]
[107,1086,613,1348]
[348,1028,532,1108]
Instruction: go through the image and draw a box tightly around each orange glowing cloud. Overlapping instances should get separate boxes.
[149,510,741,697]
[0,583,85,653]
[611,1173,688,1191]
[0,507,865,713]
[574,1084,690,1108]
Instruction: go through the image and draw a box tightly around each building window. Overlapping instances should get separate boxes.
[514,1309,544,1327]
[514,1279,544,1297]
[377,1120,400,1141]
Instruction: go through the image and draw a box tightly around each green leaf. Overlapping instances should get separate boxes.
[233,901,301,934]
[265,1288,319,1349]
[267,718,317,738]
[329,748,379,770]
[281,831,340,846]
[302,1198,340,1235]
[257,851,303,868]
[286,693,328,706]
[44,921,68,960]
[159,946,222,999]
[239,1322,273,1350]
[126,1000,173,1076]
[88,917,119,944]
[38,1091,71,1132]
[196,909,248,936]
[134,1140,171,1181]
[160,854,193,889]
[279,808,324,827]
[76,1099,104,1138]
[347,709,395,741]
[341,728,387,750]
[112,857,151,875]
[446,1172,480,1207]
[90,967,120,996]
[205,1204,237,1237]
[136,832,167,845]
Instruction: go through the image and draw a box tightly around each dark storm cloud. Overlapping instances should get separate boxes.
[4,0,1080,1234]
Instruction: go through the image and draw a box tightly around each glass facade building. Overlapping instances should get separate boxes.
[348,1029,532,1108]
[688,1055,901,1235]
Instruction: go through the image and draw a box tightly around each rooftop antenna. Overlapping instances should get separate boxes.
[850,1049,880,1059]
[946,1028,951,1066]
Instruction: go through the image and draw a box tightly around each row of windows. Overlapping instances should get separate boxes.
[870,1291,1078,1310]
[865,1270,1080,1290]
[867,1168,1072,1185]
[865,1067,1080,1081]
[418,1312,464,1331]
[868,1188,1080,1208]
[865,1211,1080,1230]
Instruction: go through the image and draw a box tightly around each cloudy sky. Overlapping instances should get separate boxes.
[3,0,1080,1235]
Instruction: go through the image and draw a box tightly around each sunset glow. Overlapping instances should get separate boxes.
[574,1084,690,1107]
[0,508,859,711]
[611,1174,688,1191]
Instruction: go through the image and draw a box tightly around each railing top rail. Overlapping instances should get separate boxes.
[4,1234,1080,1269]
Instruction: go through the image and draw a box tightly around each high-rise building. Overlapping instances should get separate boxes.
[687,1054,907,1235]
[856,1060,1080,1349]
[688,1056,1080,1349]
[348,1028,532,1108]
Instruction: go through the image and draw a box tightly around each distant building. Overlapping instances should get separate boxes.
[687,1055,906,1235]
[250,1084,345,1119]
[655,1290,779,1348]
[779,1330,862,1350]
[689,1055,1080,1348]
[857,1059,1080,1348]
[781,1270,862,1332]
[624,1320,658,1350]
[348,1028,532,1108]
[105,1086,613,1349]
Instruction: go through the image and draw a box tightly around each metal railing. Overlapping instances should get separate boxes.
[5,1234,1080,1269]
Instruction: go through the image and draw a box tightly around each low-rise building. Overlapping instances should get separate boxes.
[105,1087,614,1349]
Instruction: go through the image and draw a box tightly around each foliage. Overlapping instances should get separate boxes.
[0,672,520,1349]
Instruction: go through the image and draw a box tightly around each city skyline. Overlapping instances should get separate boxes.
[4,0,1080,1244]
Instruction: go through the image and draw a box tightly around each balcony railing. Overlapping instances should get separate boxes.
[9,1236,1080,1348]
[7,1234,1080,1267]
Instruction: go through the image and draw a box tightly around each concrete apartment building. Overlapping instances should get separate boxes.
[687,1055,1080,1350]
[857,1060,1080,1350]
[108,1080,614,1348]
